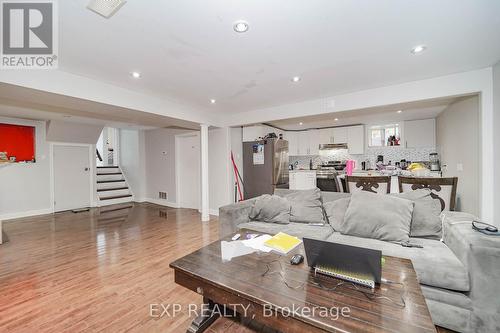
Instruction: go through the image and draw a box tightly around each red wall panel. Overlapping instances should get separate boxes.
[0,123,36,162]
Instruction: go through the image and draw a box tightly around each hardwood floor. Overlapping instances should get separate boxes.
[0,203,219,333]
[0,202,457,333]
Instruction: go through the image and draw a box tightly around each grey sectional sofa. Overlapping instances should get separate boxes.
[219,189,500,333]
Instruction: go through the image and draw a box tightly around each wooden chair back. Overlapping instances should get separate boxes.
[345,176,391,194]
[398,176,458,211]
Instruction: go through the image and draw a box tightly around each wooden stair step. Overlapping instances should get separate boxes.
[99,194,133,201]
[97,172,122,175]
[97,166,119,168]
[97,187,128,192]
[97,179,125,184]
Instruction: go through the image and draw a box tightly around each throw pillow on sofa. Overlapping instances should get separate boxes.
[283,188,326,224]
[392,189,442,239]
[341,191,414,242]
[248,194,291,224]
[323,197,350,231]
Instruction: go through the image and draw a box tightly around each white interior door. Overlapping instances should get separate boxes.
[53,145,91,212]
[178,134,200,209]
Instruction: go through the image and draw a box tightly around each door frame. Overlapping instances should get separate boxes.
[175,131,201,209]
[50,142,95,213]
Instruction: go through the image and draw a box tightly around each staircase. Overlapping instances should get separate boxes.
[96,166,134,206]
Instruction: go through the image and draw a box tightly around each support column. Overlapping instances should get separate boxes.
[200,124,210,222]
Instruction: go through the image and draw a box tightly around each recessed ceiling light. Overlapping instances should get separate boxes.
[233,20,249,33]
[411,45,426,54]
[299,122,303,126]
[210,99,216,104]
[130,71,141,79]
[292,76,301,83]
[334,118,339,121]
[397,110,403,113]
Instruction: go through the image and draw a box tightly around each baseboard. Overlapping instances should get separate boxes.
[198,208,220,216]
[0,208,53,221]
[143,198,179,208]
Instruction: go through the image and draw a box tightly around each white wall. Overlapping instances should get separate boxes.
[436,96,480,216]
[143,128,189,205]
[119,129,146,200]
[493,61,500,225]
[0,117,52,219]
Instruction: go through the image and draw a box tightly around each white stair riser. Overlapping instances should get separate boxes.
[98,196,134,206]
[96,168,121,174]
[96,174,123,181]
[97,188,131,198]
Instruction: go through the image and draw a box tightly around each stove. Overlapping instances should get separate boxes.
[316,161,345,192]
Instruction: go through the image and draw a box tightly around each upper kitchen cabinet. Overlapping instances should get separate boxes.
[333,127,348,144]
[318,127,347,144]
[298,131,310,155]
[347,125,365,154]
[308,130,321,155]
[283,131,299,155]
[404,119,436,148]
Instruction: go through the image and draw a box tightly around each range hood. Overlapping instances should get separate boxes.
[319,143,348,150]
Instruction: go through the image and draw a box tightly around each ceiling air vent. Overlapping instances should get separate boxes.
[87,0,126,18]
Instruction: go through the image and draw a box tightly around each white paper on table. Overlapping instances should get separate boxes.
[221,240,257,261]
[242,234,273,253]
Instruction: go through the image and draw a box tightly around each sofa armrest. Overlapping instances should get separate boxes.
[218,199,256,238]
[442,211,500,311]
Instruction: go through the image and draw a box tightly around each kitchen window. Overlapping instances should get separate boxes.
[368,124,400,147]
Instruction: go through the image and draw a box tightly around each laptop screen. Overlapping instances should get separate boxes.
[303,238,382,284]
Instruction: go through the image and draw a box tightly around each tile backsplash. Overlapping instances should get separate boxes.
[290,146,436,169]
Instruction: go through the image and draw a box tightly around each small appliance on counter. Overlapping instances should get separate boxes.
[429,153,441,171]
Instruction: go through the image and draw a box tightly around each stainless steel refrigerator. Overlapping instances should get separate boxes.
[242,138,289,199]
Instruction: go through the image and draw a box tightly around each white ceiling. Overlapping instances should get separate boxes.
[268,96,463,130]
[57,0,500,115]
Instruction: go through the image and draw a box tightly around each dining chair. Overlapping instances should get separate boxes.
[398,176,458,211]
[345,176,391,194]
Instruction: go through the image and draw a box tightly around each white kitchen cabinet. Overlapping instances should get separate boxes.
[308,130,321,155]
[283,131,299,155]
[289,171,317,190]
[404,119,436,148]
[333,127,348,143]
[298,131,310,155]
[318,128,333,144]
[347,125,365,154]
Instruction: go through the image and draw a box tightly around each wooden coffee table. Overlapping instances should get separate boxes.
[170,231,436,333]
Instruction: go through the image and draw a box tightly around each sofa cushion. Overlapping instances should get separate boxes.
[392,189,442,239]
[248,194,290,224]
[323,197,350,231]
[341,191,413,242]
[279,188,326,224]
[421,285,472,310]
[238,221,334,241]
[325,232,470,292]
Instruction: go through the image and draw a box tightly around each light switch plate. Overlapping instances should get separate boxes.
[456,163,464,172]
